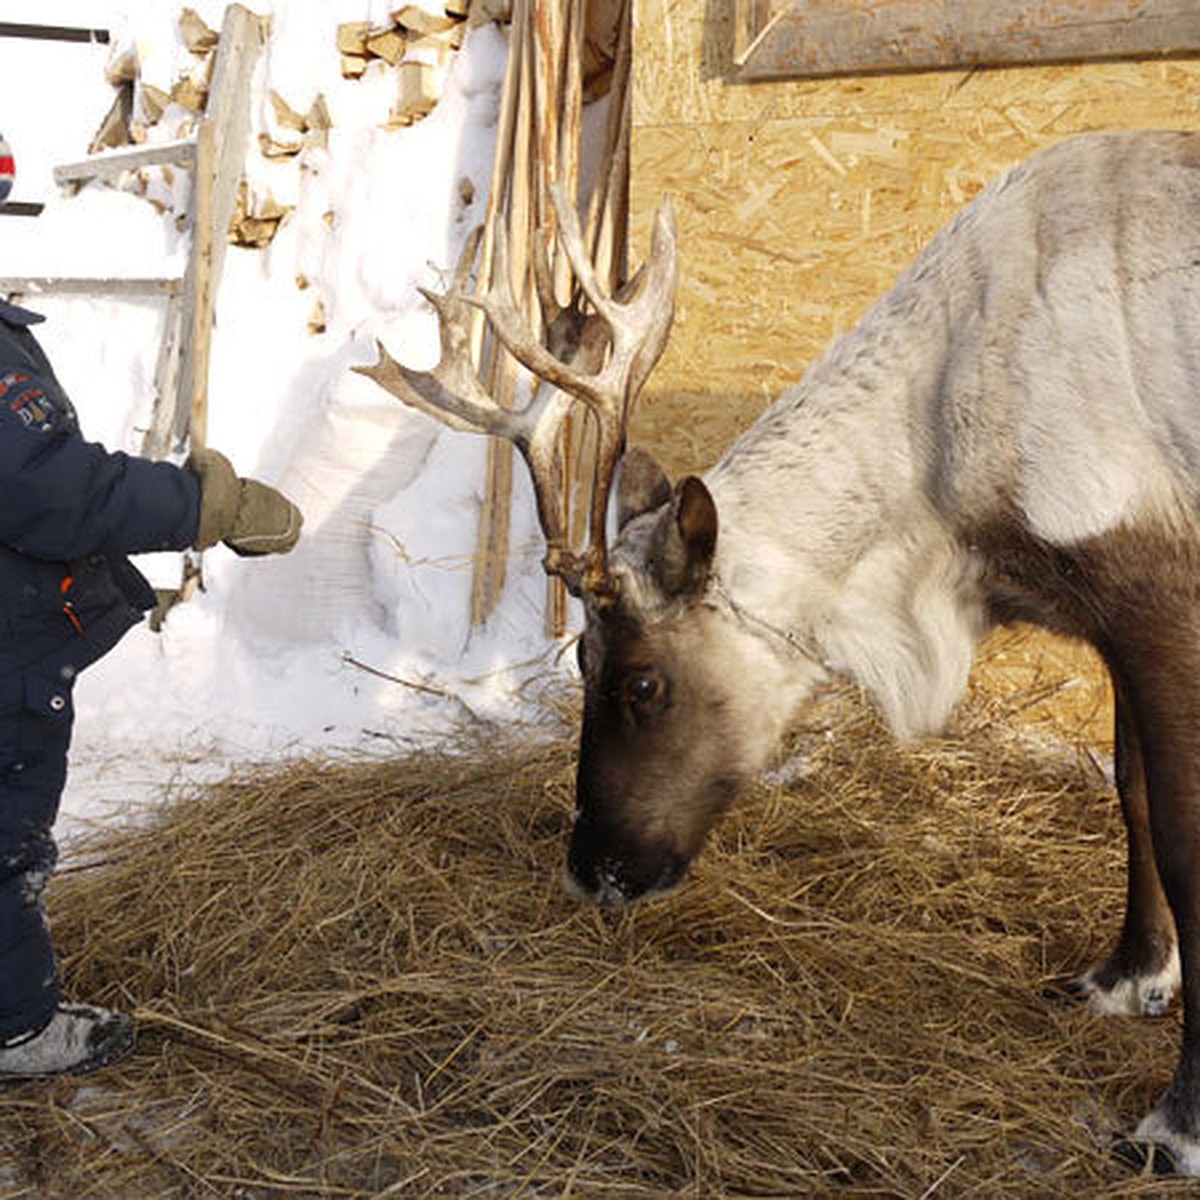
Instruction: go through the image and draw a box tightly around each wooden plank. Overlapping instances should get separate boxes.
[736,0,1200,79]
[547,0,588,639]
[53,139,196,185]
[145,291,184,462]
[187,4,262,303]
[0,276,180,296]
[470,0,534,627]
[0,202,44,217]
[0,22,109,43]
[532,0,565,636]
[170,3,265,452]
[178,118,217,452]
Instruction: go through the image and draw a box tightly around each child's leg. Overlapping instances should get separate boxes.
[0,671,70,1042]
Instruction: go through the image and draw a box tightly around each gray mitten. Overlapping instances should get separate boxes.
[187,448,303,556]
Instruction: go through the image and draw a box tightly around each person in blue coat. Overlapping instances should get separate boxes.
[0,292,302,1081]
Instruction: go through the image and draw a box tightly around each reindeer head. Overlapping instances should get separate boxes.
[566,452,727,901]
[361,188,777,904]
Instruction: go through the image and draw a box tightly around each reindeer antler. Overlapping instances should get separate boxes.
[358,186,678,600]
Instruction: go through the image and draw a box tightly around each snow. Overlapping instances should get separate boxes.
[0,2,574,839]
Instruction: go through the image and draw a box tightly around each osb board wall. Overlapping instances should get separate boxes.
[627,0,1200,481]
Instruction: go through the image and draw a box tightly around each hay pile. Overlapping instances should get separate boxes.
[0,653,1187,1196]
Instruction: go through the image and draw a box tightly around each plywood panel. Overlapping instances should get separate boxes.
[629,0,1200,468]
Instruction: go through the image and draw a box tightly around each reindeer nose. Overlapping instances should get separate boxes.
[562,855,634,907]
[565,817,689,906]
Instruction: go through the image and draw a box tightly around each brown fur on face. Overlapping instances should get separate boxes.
[568,603,746,904]
[566,458,742,904]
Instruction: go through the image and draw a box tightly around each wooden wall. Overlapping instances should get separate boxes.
[627,0,1200,478]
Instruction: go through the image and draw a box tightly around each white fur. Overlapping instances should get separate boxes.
[816,508,984,739]
[1081,946,1181,1017]
[1010,251,1182,542]
[698,608,830,771]
[704,350,990,742]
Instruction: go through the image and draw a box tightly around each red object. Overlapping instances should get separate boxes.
[0,134,14,202]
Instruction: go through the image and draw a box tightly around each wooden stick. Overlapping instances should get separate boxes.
[182,116,216,451]
[470,0,536,627]
[547,0,588,637]
[465,0,525,621]
[466,0,634,635]
[530,0,564,635]
[170,2,264,454]
[0,276,180,296]
[585,0,632,282]
[470,0,525,365]
[559,0,585,233]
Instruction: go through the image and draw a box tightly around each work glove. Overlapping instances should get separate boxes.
[187,447,303,556]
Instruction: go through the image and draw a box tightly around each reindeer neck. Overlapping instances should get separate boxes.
[707,284,939,577]
[702,281,985,740]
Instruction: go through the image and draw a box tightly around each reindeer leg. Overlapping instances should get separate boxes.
[1072,670,1179,1016]
[1106,637,1200,1174]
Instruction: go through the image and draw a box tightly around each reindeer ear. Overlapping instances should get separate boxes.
[616,446,672,529]
[652,475,718,598]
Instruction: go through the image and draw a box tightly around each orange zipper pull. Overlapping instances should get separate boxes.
[60,574,84,635]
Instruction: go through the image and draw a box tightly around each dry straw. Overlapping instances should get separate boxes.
[0,640,1188,1197]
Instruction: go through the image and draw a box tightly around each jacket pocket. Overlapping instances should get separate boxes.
[0,664,72,783]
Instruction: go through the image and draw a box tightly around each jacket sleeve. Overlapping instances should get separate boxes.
[0,373,201,561]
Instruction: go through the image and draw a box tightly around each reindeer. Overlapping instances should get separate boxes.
[362,129,1200,1173]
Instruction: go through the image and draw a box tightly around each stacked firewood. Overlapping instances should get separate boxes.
[82,1,623,267]
[83,2,622,253]
[337,0,617,127]
[90,7,276,238]
[86,4,510,243]
[96,9,233,152]
[338,5,474,127]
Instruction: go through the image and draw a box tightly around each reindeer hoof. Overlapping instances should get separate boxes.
[1111,1137,1179,1176]
[1084,974,1175,1017]
[1114,1108,1200,1176]
[1056,954,1180,1017]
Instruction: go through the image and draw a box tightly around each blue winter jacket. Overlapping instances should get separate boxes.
[0,299,202,682]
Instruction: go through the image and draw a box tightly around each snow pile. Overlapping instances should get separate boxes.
[0,1,573,833]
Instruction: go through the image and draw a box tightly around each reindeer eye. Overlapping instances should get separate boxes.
[626,673,663,708]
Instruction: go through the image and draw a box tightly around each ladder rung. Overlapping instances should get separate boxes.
[0,277,182,297]
[53,139,197,186]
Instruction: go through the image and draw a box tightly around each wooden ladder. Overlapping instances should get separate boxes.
[0,3,264,463]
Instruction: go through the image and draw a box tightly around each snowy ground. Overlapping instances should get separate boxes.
[0,1,575,841]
